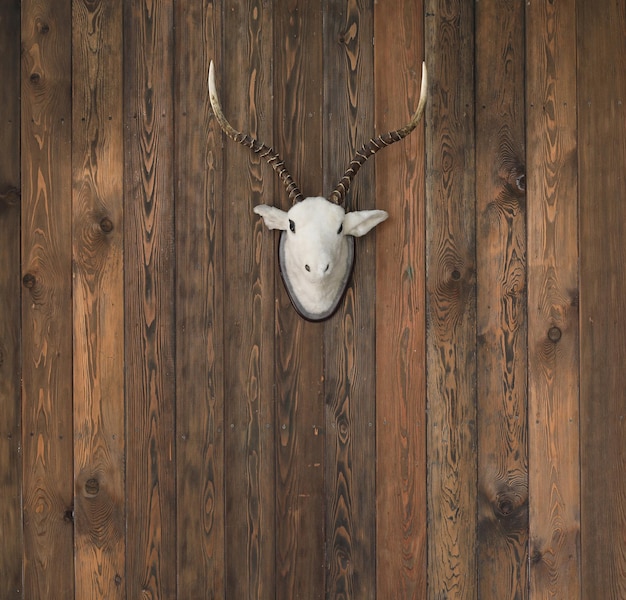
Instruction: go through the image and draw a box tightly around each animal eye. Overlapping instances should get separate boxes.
[337,223,343,234]
[289,219,296,233]
[305,265,311,272]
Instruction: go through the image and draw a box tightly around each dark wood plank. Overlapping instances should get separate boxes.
[272,1,326,598]
[71,1,125,597]
[525,0,581,596]
[577,0,626,596]
[175,1,225,598]
[475,1,528,597]
[0,1,23,597]
[424,0,478,597]
[20,0,75,596]
[374,0,427,597]
[324,1,377,598]
[123,1,177,597]
[220,2,276,598]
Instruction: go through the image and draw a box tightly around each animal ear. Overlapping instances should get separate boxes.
[342,210,388,237]
[253,205,289,230]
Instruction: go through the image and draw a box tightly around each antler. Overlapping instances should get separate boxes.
[328,61,428,205]
[208,61,304,204]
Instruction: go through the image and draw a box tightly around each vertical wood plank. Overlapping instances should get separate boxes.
[220,1,276,597]
[424,0,478,597]
[324,1,377,597]
[20,0,75,596]
[526,0,581,596]
[273,1,326,597]
[175,1,225,598]
[577,0,626,596]
[0,1,23,597]
[72,0,125,597]
[374,0,427,597]
[475,1,528,598]
[124,0,177,597]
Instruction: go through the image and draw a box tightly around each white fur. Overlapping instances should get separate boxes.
[254,197,387,318]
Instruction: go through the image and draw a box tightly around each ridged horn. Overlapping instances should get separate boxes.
[328,61,428,205]
[208,60,304,204]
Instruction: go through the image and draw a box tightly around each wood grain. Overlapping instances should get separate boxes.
[0,1,23,597]
[424,0,478,597]
[577,0,626,597]
[221,2,276,598]
[475,1,528,598]
[273,1,325,597]
[72,0,125,597]
[123,0,177,597]
[21,0,75,596]
[526,0,581,596]
[324,1,377,597]
[374,0,427,597]
[175,1,225,598]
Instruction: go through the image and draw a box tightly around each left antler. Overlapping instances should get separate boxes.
[328,61,428,205]
[208,61,305,204]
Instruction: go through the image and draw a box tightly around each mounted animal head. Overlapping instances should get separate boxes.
[209,60,427,321]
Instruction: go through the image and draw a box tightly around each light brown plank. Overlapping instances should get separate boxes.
[526,0,581,596]
[475,0,529,597]
[175,1,225,598]
[71,1,125,597]
[374,0,427,597]
[20,0,75,596]
[577,0,626,596]
[324,1,377,597]
[0,1,23,596]
[272,1,326,598]
[424,0,478,597]
[123,0,177,597]
[220,2,276,597]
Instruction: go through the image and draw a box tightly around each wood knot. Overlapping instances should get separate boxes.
[84,477,100,497]
[29,72,41,84]
[548,326,562,343]
[22,273,36,289]
[99,217,114,233]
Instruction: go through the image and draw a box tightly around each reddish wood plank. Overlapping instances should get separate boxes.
[175,1,225,598]
[374,0,427,597]
[20,0,75,596]
[123,1,177,597]
[424,0,478,597]
[220,2,276,598]
[0,1,23,596]
[475,1,529,598]
[71,1,125,597]
[324,1,377,598]
[272,1,326,597]
[577,0,626,596]
[526,0,581,596]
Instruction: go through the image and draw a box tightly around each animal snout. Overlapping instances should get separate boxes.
[305,263,331,277]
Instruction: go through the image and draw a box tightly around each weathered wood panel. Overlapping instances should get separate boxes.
[123,0,177,597]
[175,1,225,598]
[72,0,125,597]
[526,0,581,596]
[475,1,528,598]
[220,1,276,598]
[374,0,427,597]
[425,0,477,597]
[273,0,325,597]
[578,0,626,597]
[21,0,75,596]
[324,1,377,597]
[0,1,22,597]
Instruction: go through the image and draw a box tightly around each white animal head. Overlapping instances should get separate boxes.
[209,60,427,321]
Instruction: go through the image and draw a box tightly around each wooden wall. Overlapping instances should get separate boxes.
[0,0,624,598]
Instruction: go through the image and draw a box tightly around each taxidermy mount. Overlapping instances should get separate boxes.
[209,60,427,321]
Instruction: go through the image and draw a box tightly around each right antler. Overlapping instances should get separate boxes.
[328,61,428,205]
[208,61,305,204]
